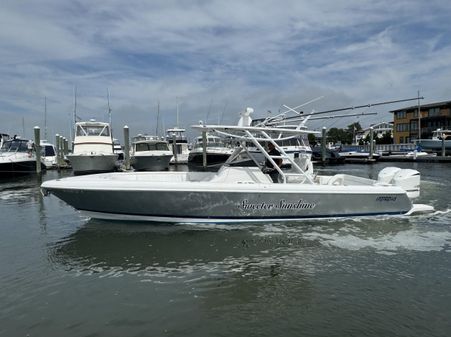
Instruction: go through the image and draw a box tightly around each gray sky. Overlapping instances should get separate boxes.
[1,0,450,141]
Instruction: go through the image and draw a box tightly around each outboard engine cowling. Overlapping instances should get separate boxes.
[377,167,420,199]
[393,169,420,199]
[377,167,401,184]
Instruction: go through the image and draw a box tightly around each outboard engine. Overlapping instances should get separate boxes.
[377,167,401,184]
[377,167,420,198]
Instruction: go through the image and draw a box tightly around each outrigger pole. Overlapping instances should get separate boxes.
[265,112,378,125]
[282,96,424,120]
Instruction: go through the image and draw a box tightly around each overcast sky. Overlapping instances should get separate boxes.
[1,0,450,141]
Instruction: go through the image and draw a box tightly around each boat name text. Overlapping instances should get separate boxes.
[240,199,316,211]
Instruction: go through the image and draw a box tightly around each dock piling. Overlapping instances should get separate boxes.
[172,134,178,164]
[63,138,68,156]
[55,134,60,169]
[369,127,374,160]
[202,130,207,169]
[321,127,327,164]
[34,126,41,174]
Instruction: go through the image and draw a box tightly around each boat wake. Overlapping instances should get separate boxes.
[299,228,451,254]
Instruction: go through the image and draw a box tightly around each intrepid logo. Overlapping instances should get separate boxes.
[376,196,397,202]
[240,199,316,210]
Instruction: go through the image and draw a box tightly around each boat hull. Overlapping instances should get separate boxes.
[169,153,189,164]
[42,173,413,223]
[418,139,451,151]
[67,154,118,175]
[0,160,41,176]
[132,154,173,171]
[0,155,45,177]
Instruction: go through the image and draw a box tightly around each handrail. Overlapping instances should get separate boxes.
[192,123,316,185]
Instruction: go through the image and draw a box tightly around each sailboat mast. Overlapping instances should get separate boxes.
[70,86,77,144]
[107,88,112,127]
[176,97,179,128]
[417,90,421,141]
[44,96,47,140]
[74,86,77,126]
[156,100,160,136]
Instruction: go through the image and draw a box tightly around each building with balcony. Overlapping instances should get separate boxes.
[390,100,451,144]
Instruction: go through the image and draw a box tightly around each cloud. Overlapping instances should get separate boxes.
[0,0,450,140]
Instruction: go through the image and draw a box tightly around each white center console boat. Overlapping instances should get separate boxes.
[42,108,434,223]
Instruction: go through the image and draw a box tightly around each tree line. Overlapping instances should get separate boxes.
[308,122,393,146]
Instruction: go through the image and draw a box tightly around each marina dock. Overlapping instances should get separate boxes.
[378,154,451,163]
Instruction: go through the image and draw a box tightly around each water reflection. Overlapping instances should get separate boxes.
[48,220,326,279]
[47,213,451,281]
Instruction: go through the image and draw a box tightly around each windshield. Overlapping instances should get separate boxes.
[42,145,55,156]
[76,125,110,136]
[278,135,309,147]
[136,142,169,152]
[0,140,31,152]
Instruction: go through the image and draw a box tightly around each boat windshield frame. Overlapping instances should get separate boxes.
[0,139,33,153]
[76,124,111,137]
[135,142,170,152]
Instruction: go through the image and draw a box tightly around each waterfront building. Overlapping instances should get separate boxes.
[390,100,451,144]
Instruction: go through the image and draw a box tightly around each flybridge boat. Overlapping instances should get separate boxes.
[41,107,434,223]
[166,127,190,164]
[67,120,118,175]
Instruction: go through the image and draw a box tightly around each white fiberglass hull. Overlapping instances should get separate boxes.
[170,153,189,164]
[67,153,118,175]
[132,154,173,171]
[41,168,424,223]
[0,153,42,175]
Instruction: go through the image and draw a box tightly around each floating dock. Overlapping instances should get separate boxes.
[378,155,451,163]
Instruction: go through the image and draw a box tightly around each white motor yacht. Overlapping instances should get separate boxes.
[131,135,173,171]
[40,140,57,169]
[42,108,434,224]
[166,127,190,164]
[0,137,44,176]
[66,120,118,175]
[188,133,234,170]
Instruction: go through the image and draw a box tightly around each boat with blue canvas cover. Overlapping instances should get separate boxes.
[41,108,434,223]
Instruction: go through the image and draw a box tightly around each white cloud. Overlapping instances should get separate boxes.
[0,0,450,140]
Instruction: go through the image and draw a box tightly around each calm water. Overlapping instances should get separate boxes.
[0,162,450,337]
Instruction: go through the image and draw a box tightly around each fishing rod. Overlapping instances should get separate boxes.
[281,96,424,121]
